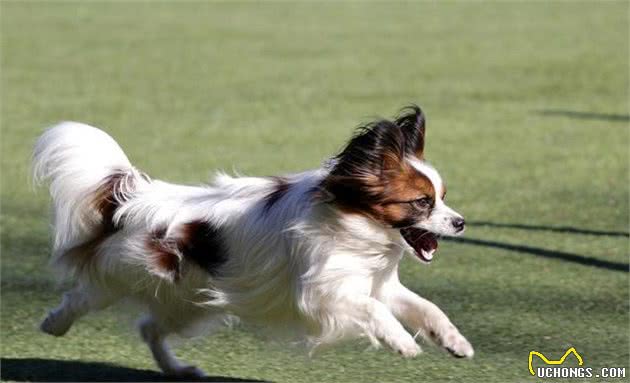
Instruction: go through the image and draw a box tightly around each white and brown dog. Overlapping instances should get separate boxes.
[34,106,473,377]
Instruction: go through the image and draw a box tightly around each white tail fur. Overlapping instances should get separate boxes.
[33,122,144,259]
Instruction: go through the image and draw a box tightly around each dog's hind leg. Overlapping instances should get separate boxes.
[40,285,117,336]
[138,315,207,378]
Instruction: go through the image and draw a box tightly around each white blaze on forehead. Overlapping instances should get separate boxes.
[407,157,444,200]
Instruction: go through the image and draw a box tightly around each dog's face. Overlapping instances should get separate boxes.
[323,106,464,263]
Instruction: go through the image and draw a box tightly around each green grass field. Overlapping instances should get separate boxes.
[1,2,628,382]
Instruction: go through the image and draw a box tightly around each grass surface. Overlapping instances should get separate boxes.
[1,2,628,382]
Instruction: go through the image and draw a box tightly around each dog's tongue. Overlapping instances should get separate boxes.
[400,228,439,263]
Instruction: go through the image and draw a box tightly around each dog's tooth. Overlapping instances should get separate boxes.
[421,249,434,261]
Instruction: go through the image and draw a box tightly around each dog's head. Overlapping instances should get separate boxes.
[322,105,464,264]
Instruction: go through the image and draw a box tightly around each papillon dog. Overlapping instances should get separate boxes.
[33,105,473,377]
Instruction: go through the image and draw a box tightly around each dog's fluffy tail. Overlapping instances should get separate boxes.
[33,122,148,260]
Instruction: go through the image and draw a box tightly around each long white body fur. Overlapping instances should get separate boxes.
[33,122,473,377]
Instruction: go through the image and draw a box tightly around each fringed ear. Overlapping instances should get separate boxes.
[380,143,405,172]
[329,120,405,175]
[395,105,426,158]
[322,119,406,205]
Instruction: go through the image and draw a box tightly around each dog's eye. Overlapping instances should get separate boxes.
[410,197,432,208]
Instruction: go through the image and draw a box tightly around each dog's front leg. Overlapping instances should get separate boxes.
[340,295,421,358]
[380,283,474,358]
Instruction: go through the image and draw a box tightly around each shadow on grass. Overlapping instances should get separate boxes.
[0,358,263,382]
[445,237,629,273]
[535,109,630,122]
[469,221,629,237]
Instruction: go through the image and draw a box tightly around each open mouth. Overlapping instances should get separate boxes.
[400,228,439,263]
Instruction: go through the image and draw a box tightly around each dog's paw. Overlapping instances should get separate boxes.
[40,311,72,337]
[442,330,474,358]
[389,336,422,358]
[166,365,207,379]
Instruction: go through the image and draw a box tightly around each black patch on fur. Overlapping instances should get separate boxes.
[389,214,418,229]
[146,220,227,280]
[262,177,291,212]
[179,220,227,274]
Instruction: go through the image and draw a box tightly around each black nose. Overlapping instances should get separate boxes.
[452,217,465,232]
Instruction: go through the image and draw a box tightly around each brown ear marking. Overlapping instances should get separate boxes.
[324,158,435,227]
[365,161,436,227]
[146,221,227,281]
[383,161,435,203]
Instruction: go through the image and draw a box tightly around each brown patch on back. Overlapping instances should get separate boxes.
[145,220,227,282]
